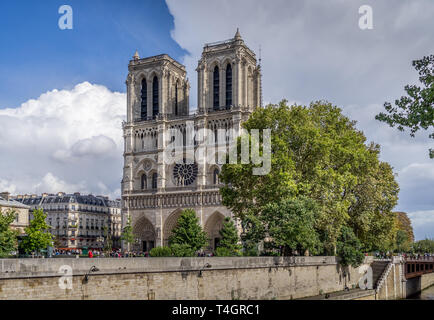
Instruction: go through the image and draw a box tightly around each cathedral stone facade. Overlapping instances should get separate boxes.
[122,30,262,252]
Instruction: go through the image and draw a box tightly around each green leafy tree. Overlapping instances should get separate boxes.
[395,212,415,242]
[0,209,19,258]
[220,101,399,253]
[265,197,321,256]
[169,209,208,252]
[20,208,53,254]
[412,238,434,253]
[336,226,365,267]
[242,197,321,256]
[215,217,242,256]
[121,215,135,252]
[376,55,434,158]
[393,212,414,253]
[396,230,411,253]
[348,162,399,252]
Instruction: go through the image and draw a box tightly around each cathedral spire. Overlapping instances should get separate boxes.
[133,50,140,60]
[234,28,242,40]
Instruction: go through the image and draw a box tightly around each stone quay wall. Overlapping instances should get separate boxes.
[0,256,373,300]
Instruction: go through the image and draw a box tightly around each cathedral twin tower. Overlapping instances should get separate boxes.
[122,30,262,252]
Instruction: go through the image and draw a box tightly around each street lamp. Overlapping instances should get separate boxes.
[83,266,100,284]
[198,263,212,277]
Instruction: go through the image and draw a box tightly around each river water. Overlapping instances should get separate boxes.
[410,285,434,300]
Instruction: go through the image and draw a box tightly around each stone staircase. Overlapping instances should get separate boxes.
[372,260,392,291]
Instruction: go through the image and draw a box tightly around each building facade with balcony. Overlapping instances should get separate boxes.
[122,30,262,252]
[15,192,121,250]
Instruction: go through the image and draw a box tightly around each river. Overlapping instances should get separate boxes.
[409,285,434,300]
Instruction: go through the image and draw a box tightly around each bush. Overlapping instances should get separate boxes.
[242,242,259,256]
[170,244,195,257]
[149,246,172,257]
[261,249,280,257]
[215,247,235,257]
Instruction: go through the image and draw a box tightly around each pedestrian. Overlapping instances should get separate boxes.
[88,250,93,258]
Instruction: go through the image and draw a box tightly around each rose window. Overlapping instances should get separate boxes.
[173,163,198,186]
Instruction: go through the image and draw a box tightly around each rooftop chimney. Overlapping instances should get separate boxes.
[0,192,10,201]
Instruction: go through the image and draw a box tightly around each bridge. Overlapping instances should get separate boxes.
[405,256,434,279]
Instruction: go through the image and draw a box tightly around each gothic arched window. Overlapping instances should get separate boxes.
[152,172,158,189]
[141,174,147,190]
[152,76,159,118]
[141,78,147,120]
[182,128,186,147]
[213,168,219,185]
[175,83,179,116]
[226,64,232,108]
[213,66,219,110]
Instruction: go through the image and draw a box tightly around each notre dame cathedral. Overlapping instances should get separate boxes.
[121,30,262,252]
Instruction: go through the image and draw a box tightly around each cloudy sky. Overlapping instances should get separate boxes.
[0,0,432,239]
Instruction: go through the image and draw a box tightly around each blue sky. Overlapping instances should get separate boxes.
[0,0,186,108]
[0,0,433,240]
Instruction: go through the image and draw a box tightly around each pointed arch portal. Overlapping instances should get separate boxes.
[132,216,156,252]
[163,209,183,246]
[204,212,225,250]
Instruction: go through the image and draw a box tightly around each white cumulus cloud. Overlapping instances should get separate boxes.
[408,210,434,240]
[0,82,126,198]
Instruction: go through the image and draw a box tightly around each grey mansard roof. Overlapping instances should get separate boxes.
[15,193,120,208]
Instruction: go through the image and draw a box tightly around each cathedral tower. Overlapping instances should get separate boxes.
[197,29,262,114]
[126,53,190,122]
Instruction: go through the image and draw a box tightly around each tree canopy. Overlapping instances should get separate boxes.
[395,211,415,242]
[121,215,135,251]
[376,55,434,158]
[20,208,53,254]
[215,217,242,256]
[0,209,18,258]
[169,209,208,252]
[412,238,434,253]
[394,211,414,252]
[220,100,399,254]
